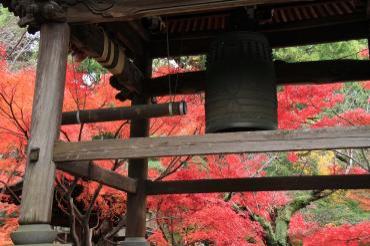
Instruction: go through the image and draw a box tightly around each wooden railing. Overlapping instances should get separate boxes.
[54,126,370,193]
[54,126,370,161]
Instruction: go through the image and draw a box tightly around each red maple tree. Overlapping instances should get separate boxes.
[0,47,369,245]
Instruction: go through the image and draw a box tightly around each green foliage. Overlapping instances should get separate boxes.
[92,132,115,140]
[302,194,370,226]
[0,8,13,28]
[264,154,303,176]
[273,40,367,62]
[77,58,107,84]
[0,8,39,68]
[149,159,164,171]
[153,55,206,71]
[333,82,370,114]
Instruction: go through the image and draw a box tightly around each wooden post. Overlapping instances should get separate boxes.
[124,96,150,245]
[11,23,70,245]
[366,0,370,59]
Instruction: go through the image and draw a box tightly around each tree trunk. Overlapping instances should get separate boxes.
[251,190,334,246]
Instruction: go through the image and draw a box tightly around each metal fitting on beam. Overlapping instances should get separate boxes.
[29,148,40,163]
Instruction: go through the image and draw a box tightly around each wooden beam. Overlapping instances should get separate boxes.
[146,174,370,195]
[56,162,137,193]
[18,23,70,225]
[143,60,370,96]
[367,0,370,59]
[61,102,186,125]
[144,71,205,96]
[275,60,370,84]
[70,25,144,93]
[267,21,368,48]
[64,0,310,24]
[54,126,370,162]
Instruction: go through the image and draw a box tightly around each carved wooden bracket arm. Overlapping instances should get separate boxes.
[1,0,66,33]
[0,0,114,33]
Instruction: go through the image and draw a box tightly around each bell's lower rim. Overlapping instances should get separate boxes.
[206,121,277,133]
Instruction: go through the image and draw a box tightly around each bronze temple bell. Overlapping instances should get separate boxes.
[205,32,278,133]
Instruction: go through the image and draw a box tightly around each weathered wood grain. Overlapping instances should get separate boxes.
[143,60,370,96]
[54,126,370,162]
[56,162,137,193]
[65,0,311,23]
[125,97,150,238]
[19,23,70,224]
[146,174,370,194]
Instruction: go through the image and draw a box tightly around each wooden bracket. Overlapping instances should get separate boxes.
[1,0,66,34]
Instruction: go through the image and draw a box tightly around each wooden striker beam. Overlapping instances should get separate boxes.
[53,126,370,162]
[61,101,186,125]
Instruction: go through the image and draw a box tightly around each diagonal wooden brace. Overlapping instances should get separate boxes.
[56,161,137,193]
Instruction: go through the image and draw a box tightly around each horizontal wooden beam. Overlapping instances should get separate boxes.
[65,0,307,23]
[146,174,370,194]
[61,102,186,125]
[143,60,370,96]
[56,162,137,193]
[144,71,205,96]
[275,60,370,84]
[53,126,370,162]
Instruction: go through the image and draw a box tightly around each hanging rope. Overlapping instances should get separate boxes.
[165,16,174,103]
[173,37,185,102]
[71,54,82,112]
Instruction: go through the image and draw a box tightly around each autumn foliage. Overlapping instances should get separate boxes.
[0,43,369,245]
